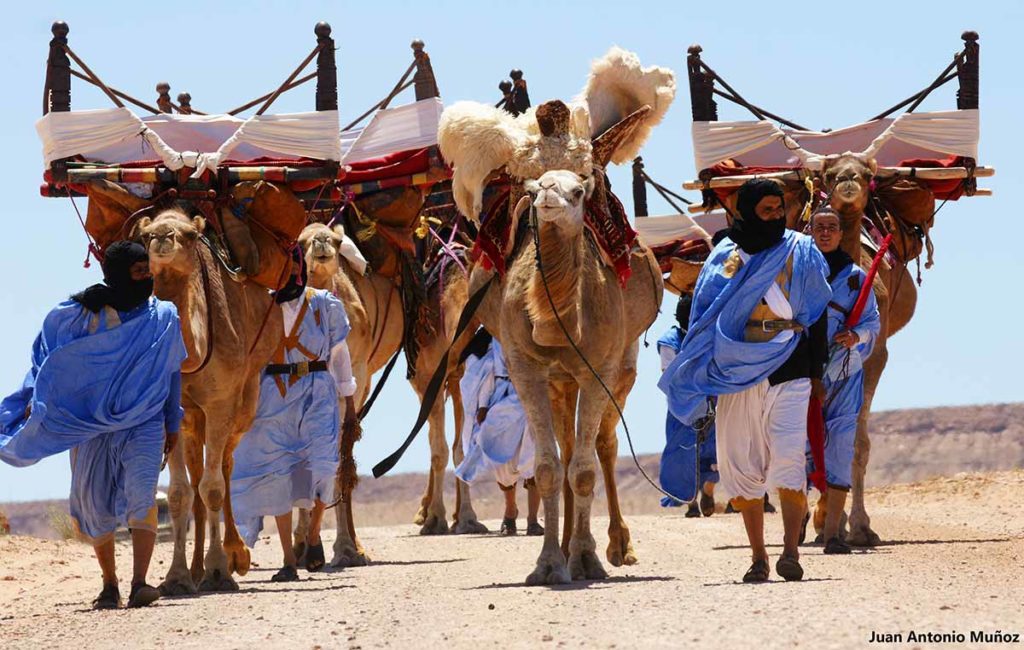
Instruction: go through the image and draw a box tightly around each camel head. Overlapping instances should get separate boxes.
[299,222,342,285]
[522,170,595,234]
[821,153,878,217]
[134,208,206,280]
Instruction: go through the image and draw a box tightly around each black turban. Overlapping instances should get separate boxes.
[273,247,308,304]
[71,240,153,313]
[729,178,787,254]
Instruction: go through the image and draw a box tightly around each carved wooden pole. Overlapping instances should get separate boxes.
[632,157,649,217]
[411,39,439,100]
[686,44,717,122]
[509,69,530,115]
[156,82,172,113]
[176,92,193,114]
[315,21,338,111]
[957,30,979,110]
[44,21,71,115]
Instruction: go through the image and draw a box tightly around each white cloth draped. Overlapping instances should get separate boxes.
[692,109,979,171]
[341,98,443,164]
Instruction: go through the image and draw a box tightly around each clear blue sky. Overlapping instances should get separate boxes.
[1,1,1021,501]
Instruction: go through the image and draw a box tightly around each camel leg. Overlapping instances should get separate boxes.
[600,358,638,567]
[549,380,576,559]
[197,413,238,592]
[513,364,569,586]
[159,432,197,596]
[451,381,488,534]
[221,438,250,577]
[332,395,370,567]
[185,437,206,585]
[419,395,450,535]
[567,378,609,581]
[293,508,311,563]
[847,347,886,547]
[414,470,434,526]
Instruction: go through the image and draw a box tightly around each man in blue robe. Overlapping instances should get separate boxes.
[230,254,356,581]
[657,295,718,516]
[454,328,541,536]
[0,241,186,609]
[806,207,880,554]
[659,179,831,583]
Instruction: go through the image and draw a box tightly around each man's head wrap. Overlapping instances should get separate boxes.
[458,327,494,365]
[674,294,693,331]
[273,247,308,304]
[71,240,153,313]
[729,178,787,254]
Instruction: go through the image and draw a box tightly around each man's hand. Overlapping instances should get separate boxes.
[833,330,858,349]
[344,396,357,426]
[164,431,179,457]
[811,378,827,403]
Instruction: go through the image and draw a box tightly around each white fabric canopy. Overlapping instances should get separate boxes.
[341,98,443,164]
[634,211,728,247]
[692,109,979,171]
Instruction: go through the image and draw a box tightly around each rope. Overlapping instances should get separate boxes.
[65,188,103,268]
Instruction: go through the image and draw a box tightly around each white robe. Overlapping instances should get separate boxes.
[454,339,534,487]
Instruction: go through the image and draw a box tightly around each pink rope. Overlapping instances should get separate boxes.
[66,189,104,268]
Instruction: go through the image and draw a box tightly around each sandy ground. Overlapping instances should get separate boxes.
[1,471,1022,649]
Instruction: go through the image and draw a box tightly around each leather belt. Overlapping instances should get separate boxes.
[746,319,804,333]
[265,360,328,377]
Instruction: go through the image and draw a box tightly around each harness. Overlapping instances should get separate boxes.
[744,254,800,342]
[267,288,327,398]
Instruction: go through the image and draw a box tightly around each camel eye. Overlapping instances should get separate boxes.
[572,187,585,200]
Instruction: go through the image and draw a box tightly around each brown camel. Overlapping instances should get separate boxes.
[470,170,662,583]
[814,153,920,546]
[136,208,282,593]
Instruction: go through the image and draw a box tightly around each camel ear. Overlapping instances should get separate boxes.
[190,216,206,240]
[513,194,533,223]
[131,216,152,241]
[865,158,878,177]
[524,179,541,196]
[582,175,596,199]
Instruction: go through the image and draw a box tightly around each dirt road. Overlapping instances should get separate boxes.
[2,471,1022,649]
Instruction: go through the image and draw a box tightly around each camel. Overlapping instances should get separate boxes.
[812,153,921,546]
[136,208,283,593]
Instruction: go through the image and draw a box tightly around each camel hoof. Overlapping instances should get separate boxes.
[419,514,449,536]
[570,551,609,581]
[227,545,251,577]
[526,558,571,586]
[331,547,370,568]
[606,533,638,567]
[158,576,197,597]
[847,526,882,547]
[453,518,489,535]
[198,569,239,593]
[412,506,428,526]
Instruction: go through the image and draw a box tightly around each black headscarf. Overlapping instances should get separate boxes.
[273,248,307,304]
[459,327,493,365]
[674,294,693,331]
[71,240,153,313]
[728,179,787,254]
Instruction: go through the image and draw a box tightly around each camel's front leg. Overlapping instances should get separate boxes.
[419,395,450,535]
[848,346,886,547]
[332,394,370,566]
[221,437,250,577]
[184,436,206,585]
[450,379,487,534]
[197,417,238,592]
[567,378,610,581]
[293,508,311,563]
[599,359,638,567]
[549,379,577,558]
[513,366,568,586]
[159,432,197,596]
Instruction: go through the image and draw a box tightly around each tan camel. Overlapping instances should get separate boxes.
[470,170,662,583]
[136,209,282,593]
[814,153,919,546]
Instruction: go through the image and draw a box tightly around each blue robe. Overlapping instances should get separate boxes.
[231,289,350,548]
[657,326,718,507]
[658,230,832,426]
[0,298,185,540]
[809,263,881,489]
[455,339,534,487]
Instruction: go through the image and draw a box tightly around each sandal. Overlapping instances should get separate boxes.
[526,521,544,536]
[742,559,770,583]
[127,582,160,608]
[92,583,121,610]
[762,495,777,513]
[824,536,852,555]
[271,565,299,582]
[499,517,517,536]
[699,490,715,517]
[304,542,325,573]
[684,502,702,518]
[775,555,804,581]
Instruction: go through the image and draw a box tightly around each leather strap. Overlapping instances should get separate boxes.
[265,360,328,376]
[746,319,805,333]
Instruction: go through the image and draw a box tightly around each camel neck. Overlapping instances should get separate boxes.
[528,220,583,322]
[839,212,865,263]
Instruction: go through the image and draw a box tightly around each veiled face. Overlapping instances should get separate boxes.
[129,260,152,282]
[525,170,594,228]
[754,196,785,221]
